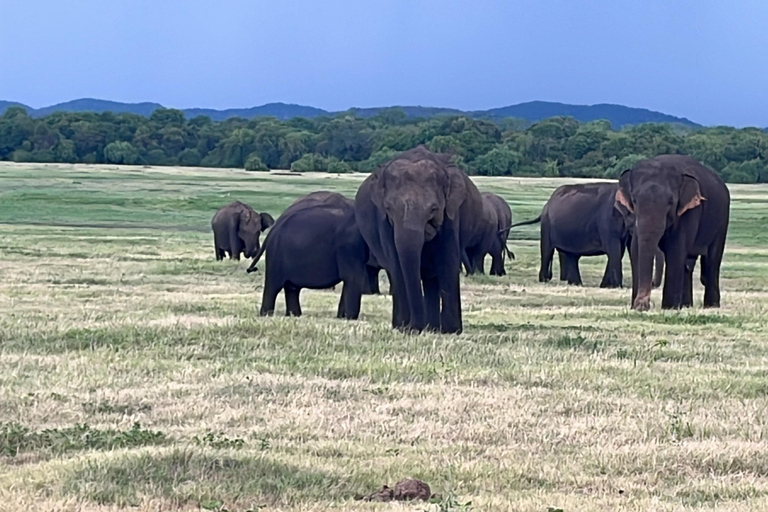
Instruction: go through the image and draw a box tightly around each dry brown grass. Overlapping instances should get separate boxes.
[1,163,767,511]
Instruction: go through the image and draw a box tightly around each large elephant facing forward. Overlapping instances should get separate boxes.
[211,201,274,261]
[355,146,484,334]
[615,155,730,311]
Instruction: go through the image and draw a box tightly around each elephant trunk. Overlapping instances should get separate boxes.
[633,224,664,311]
[394,225,426,332]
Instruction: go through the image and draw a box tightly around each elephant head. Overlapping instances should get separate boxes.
[369,148,467,330]
[239,209,274,258]
[615,163,705,311]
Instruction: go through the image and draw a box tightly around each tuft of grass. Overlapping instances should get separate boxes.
[0,422,167,457]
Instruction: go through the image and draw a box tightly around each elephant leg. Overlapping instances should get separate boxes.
[560,252,582,286]
[338,282,362,320]
[437,233,462,335]
[476,253,486,275]
[423,276,440,332]
[682,256,696,308]
[260,274,280,317]
[558,251,567,281]
[600,240,624,288]
[661,247,686,310]
[702,232,726,308]
[285,285,302,317]
[461,250,473,276]
[364,266,381,295]
[489,249,503,276]
[539,224,554,282]
[629,235,639,306]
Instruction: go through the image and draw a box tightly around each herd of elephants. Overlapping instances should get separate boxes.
[211,145,731,334]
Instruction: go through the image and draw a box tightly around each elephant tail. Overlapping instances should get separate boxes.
[509,215,541,229]
[246,232,271,273]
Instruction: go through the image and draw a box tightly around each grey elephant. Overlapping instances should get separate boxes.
[211,201,275,261]
[355,146,485,334]
[615,155,730,311]
[511,182,663,288]
[463,192,515,276]
[247,191,380,319]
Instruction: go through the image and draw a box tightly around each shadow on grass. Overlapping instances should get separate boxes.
[60,449,365,508]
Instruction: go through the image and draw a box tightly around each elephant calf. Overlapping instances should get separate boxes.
[247,191,379,319]
[211,201,274,261]
[464,192,515,276]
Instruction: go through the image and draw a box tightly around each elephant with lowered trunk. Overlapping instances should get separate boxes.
[615,155,729,311]
[355,146,485,334]
[211,201,274,261]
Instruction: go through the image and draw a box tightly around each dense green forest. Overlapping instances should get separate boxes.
[1,106,767,183]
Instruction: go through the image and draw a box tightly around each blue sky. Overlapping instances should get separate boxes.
[1,0,766,126]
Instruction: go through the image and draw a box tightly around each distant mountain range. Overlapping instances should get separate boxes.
[0,98,702,128]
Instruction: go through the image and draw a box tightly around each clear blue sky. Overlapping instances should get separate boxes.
[1,0,766,127]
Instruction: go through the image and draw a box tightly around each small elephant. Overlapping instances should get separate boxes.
[355,145,486,334]
[247,191,379,319]
[615,155,730,311]
[211,201,274,261]
[511,182,662,288]
[464,192,515,276]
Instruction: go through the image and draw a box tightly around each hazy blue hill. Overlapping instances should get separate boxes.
[31,99,163,118]
[184,102,329,121]
[0,97,702,127]
[346,106,464,118]
[0,100,31,113]
[476,101,700,128]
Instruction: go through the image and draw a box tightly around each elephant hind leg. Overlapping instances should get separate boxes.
[539,225,554,282]
[702,232,726,308]
[260,274,281,317]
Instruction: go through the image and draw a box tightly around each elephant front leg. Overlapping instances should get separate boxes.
[285,286,302,317]
[661,250,686,310]
[423,277,440,331]
[338,282,362,320]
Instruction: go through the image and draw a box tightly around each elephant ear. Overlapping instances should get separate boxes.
[678,173,706,216]
[369,172,385,211]
[260,212,275,230]
[444,169,467,221]
[615,169,634,214]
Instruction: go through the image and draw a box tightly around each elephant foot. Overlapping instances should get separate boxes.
[599,281,622,289]
[632,294,652,312]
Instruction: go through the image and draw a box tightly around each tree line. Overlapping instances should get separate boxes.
[1,106,766,183]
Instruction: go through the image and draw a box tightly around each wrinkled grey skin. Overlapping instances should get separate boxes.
[211,201,274,261]
[616,155,730,311]
[355,146,484,334]
[463,192,515,276]
[247,191,380,319]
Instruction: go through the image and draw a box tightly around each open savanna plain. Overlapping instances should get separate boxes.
[2,162,768,512]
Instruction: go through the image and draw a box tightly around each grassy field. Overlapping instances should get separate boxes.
[2,162,768,512]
